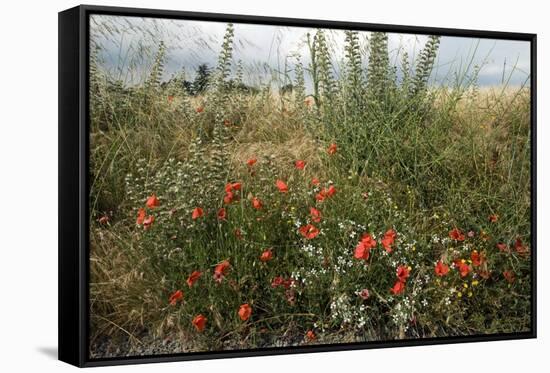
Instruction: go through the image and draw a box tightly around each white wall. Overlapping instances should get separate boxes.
[0,0,546,371]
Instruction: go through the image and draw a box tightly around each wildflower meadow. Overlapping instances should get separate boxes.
[88,16,532,357]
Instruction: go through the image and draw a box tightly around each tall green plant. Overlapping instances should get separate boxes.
[344,30,366,114]
[181,23,237,211]
[145,41,166,93]
[411,35,441,96]
[366,32,390,103]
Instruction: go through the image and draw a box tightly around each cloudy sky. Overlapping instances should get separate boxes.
[90,15,530,90]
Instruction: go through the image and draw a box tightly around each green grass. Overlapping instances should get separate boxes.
[88,24,531,357]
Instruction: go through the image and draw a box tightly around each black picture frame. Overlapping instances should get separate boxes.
[58,4,537,367]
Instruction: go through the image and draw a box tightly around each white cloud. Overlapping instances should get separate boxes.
[90,14,530,87]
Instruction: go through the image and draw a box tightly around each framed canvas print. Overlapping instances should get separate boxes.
[58,5,537,367]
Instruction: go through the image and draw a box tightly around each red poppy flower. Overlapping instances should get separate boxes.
[299,224,320,239]
[315,190,327,202]
[192,207,204,220]
[270,277,294,289]
[225,182,242,192]
[136,208,146,225]
[434,260,450,277]
[390,280,406,295]
[235,229,243,240]
[146,194,160,208]
[380,236,393,253]
[238,304,252,321]
[276,179,289,193]
[361,233,377,249]
[98,215,109,225]
[186,270,202,288]
[478,270,491,280]
[384,229,397,240]
[488,214,499,223]
[295,160,306,170]
[224,191,234,204]
[354,233,377,260]
[252,197,263,210]
[306,330,316,341]
[310,207,322,223]
[496,242,509,252]
[380,229,396,253]
[316,186,336,202]
[503,270,516,283]
[311,178,320,186]
[196,106,204,113]
[143,215,155,230]
[167,95,174,103]
[327,143,337,155]
[396,265,410,282]
[260,249,273,262]
[358,288,370,300]
[213,260,231,283]
[217,208,227,220]
[246,158,257,167]
[471,251,482,266]
[192,314,207,332]
[514,238,530,257]
[271,276,284,288]
[449,228,465,241]
[354,241,371,261]
[457,261,471,278]
[168,290,183,305]
[470,250,485,266]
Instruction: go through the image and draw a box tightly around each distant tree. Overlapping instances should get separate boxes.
[223,79,254,93]
[182,80,193,95]
[280,83,294,95]
[193,64,211,95]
